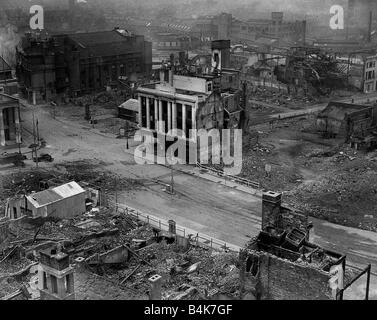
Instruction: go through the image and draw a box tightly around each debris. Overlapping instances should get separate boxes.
[120,264,141,285]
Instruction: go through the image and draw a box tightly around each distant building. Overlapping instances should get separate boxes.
[192,12,306,46]
[152,32,200,52]
[0,56,12,82]
[0,56,17,95]
[317,101,377,148]
[0,93,21,148]
[17,29,152,104]
[363,54,377,93]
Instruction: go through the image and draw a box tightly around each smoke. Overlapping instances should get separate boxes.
[0,12,21,67]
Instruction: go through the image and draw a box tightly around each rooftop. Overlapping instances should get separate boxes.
[67,30,137,47]
[26,181,85,208]
[319,102,371,121]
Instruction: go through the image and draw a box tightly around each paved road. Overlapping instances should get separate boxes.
[15,102,377,298]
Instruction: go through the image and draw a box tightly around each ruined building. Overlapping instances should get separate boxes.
[240,191,347,300]
[135,40,242,160]
[16,29,152,104]
[0,56,17,96]
[280,46,349,95]
[317,101,377,148]
[0,93,21,148]
[38,245,75,300]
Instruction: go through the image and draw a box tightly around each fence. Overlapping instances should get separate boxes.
[116,203,241,254]
[196,162,261,190]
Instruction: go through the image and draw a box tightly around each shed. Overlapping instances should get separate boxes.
[118,99,139,123]
[317,102,376,140]
[25,181,86,219]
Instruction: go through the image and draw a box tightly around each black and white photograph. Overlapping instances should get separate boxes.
[0,0,376,307]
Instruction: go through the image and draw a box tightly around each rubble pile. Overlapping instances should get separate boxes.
[95,239,240,300]
[0,192,240,300]
[286,155,377,231]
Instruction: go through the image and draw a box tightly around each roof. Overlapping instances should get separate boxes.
[318,102,370,122]
[67,30,145,57]
[118,99,140,112]
[68,30,135,47]
[26,181,85,208]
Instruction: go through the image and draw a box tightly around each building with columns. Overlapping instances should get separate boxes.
[38,245,75,300]
[0,93,21,148]
[137,72,224,144]
[135,39,243,163]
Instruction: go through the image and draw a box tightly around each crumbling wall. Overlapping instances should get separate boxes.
[196,92,224,131]
[262,192,308,234]
[243,250,333,300]
[280,206,308,234]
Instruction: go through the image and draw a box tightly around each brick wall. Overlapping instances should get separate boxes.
[244,251,333,300]
[262,191,308,235]
[280,206,308,234]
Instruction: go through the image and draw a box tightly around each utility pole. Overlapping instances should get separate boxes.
[115,176,118,214]
[36,118,39,145]
[32,110,38,168]
[170,165,174,194]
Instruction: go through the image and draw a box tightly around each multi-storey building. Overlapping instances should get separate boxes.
[136,40,242,162]
[17,29,152,104]
[191,12,306,46]
[363,54,377,93]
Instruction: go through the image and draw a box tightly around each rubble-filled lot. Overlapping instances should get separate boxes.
[0,160,142,213]
[0,204,240,300]
[241,116,377,232]
[0,158,240,300]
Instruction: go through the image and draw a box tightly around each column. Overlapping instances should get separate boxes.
[172,101,177,133]
[154,99,159,131]
[138,95,142,127]
[191,104,197,140]
[146,98,150,129]
[158,100,163,132]
[182,104,186,137]
[57,277,66,299]
[167,101,172,133]
[15,106,21,144]
[0,109,5,147]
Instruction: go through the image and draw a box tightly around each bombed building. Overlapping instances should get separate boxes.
[135,40,243,162]
[16,29,152,104]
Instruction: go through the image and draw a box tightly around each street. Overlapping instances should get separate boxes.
[8,101,377,298]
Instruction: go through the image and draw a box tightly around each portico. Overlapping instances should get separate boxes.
[0,94,21,148]
[137,88,200,142]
